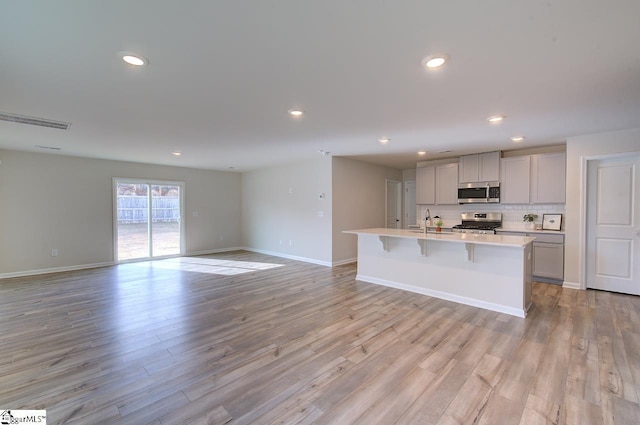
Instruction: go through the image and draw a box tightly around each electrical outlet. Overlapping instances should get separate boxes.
[289,240,293,246]
[51,249,58,257]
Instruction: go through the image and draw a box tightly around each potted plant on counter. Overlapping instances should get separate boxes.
[523,213,538,230]
[435,218,443,232]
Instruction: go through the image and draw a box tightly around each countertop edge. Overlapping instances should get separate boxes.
[343,228,535,248]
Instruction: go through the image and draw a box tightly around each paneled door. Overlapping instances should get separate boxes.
[386,179,401,229]
[586,155,640,295]
[115,179,184,262]
[404,181,416,228]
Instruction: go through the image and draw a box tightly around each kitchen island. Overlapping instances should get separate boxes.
[343,228,535,317]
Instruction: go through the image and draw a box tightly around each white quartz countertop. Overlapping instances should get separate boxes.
[343,228,535,247]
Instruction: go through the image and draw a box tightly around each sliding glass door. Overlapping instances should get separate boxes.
[150,184,182,257]
[114,179,184,262]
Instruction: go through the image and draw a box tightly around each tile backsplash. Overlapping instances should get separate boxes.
[416,203,566,230]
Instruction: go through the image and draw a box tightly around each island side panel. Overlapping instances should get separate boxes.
[355,233,529,317]
[523,241,533,312]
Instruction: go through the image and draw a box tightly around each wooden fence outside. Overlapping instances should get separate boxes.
[117,196,180,224]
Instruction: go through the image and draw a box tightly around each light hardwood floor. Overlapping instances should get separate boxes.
[1,251,639,424]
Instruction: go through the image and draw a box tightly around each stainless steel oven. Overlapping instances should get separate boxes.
[452,212,502,234]
[457,182,500,204]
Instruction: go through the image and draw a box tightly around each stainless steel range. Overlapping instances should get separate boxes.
[452,212,502,234]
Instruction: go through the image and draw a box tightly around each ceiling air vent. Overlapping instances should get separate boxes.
[0,112,71,130]
[34,145,62,151]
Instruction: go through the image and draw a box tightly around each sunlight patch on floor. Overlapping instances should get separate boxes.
[134,256,285,275]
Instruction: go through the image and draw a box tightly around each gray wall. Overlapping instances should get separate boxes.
[240,156,401,265]
[332,157,402,263]
[241,157,333,264]
[0,150,401,275]
[19,132,632,283]
[0,149,242,276]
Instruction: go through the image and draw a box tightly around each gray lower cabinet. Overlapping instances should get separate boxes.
[496,231,564,282]
[532,242,564,280]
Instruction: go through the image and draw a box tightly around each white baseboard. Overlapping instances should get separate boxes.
[356,274,527,318]
[241,247,332,267]
[191,248,355,268]
[186,247,245,256]
[0,262,114,280]
[0,248,351,279]
[332,257,357,267]
[562,280,583,290]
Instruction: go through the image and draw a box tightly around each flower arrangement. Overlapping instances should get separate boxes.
[523,213,538,222]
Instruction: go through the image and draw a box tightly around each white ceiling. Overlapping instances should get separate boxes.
[2,1,640,171]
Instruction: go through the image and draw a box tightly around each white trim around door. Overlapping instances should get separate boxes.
[113,178,186,263]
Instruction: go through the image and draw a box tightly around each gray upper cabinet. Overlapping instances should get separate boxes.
[416,162,459,205]
[500,156,531,204]
[416,166,435,205]
[530,152,566,203]
[458,151,501,183]
[436,163,459,205]
[458,155,480,183]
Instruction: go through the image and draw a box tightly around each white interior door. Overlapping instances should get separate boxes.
[405,181,416,228]
[586,155,640,295]
[386,179,401,229]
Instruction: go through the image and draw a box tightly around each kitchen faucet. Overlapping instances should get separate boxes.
[424,209,431,233]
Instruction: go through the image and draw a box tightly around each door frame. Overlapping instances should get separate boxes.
[113,177,186,263]
[404,180,416,229]
[385,179,402,229]
[579,151,640,290]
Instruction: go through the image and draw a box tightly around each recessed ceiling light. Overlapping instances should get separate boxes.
[417,151,427,156]
[422,54,448,69]
[378,138,391,144]
[120,52,148,66]
[510,136,525,142]
[171,151,182,156]
[487,115,505,124]
[288,109,304,117]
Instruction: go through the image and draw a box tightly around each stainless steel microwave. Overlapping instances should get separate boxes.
[458,182,500,204]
